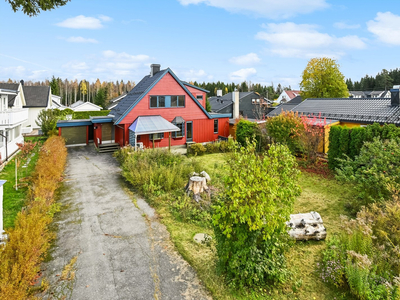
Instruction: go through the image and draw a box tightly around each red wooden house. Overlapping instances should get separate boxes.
[57,64,230,149]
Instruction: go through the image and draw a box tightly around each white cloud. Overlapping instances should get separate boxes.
[62,61,89,71]
[179,69,209,81]
[56,15,111,29]
[367,12,400,45]
[66,36,98,43]
[334,22,360,29]
[256,22,366,59]
[229,53,260,65]
[229,68,257,81]
[178,0,328,19]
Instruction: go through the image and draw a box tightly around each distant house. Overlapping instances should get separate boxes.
[70,100,102,112]
[52,94,67,110]
[276,90,301,103]
[107,93,127,110]
[349,90,390,98]
[209,91,272,119]
[0,83,28,161]
[57,64,230,148]
[267,95,302,117]
[267,86,400,153]
[23,85,52,129]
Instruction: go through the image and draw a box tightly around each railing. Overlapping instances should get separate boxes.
[0,109,29,126]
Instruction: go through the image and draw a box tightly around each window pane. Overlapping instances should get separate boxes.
[178,96,185,107]
[158,96,165,107]
[176,123,183,137]
[171,96,178,107]
[150,96,158,107]
[214,119,218,133]
[197,95,203,101]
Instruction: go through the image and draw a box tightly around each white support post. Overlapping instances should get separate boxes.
[0,180,7,241]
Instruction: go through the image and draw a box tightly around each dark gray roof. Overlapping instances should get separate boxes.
[266,95,303,117]
[110,69,167,122]
[172,116,185,123]
[23,86,50,107]
[209,92,254,112]
[8,95,17,106]
[0,83,19,90]
[291,98,400,125]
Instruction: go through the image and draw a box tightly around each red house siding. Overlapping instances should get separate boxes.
[116,72,229,148]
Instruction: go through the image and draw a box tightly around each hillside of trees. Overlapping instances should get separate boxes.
[2,77,136,109]
[346,68,400,91]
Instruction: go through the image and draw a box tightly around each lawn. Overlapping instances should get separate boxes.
[161,153,356,299]
[1,137,45,228]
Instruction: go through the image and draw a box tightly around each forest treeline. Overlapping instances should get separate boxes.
[346,68,400,91]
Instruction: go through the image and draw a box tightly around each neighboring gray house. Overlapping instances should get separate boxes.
[23,85,52,129]
[209,91,272,119]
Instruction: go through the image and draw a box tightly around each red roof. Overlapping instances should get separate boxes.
[285,90,301,100]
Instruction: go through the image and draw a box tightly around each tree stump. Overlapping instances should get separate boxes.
[186,176,209,202]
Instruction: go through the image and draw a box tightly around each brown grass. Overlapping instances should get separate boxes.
[0,136,67,299]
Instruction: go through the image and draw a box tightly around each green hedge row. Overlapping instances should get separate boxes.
[72,110,110,119]
[328,123,400,170]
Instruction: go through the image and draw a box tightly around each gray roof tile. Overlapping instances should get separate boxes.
[110,70,167,122]
[23,86,50,107]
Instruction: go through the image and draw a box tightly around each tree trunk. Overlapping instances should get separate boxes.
[186,176,209,202]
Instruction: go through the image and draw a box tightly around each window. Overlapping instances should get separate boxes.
[214,119,218,134]
[252,99,256,104]
[149,133,164,140]
[173,123,184,138]
[150,95,185,108]
[196,95,203,101]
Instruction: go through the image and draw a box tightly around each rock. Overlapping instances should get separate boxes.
[286,211,327,241]
[193,233,212,245]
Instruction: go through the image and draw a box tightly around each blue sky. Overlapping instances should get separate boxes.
[1,0,399,89]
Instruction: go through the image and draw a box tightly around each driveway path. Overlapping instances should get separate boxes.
[43,146,210,300]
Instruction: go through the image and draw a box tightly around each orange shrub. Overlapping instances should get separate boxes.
[0,136,67,299]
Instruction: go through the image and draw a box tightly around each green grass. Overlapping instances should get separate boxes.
[122,152,358,299]
[1,137,43,228]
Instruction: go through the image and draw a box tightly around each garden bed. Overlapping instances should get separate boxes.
[118,149,358,299]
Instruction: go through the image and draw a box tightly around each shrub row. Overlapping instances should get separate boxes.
[0,136,67,299]
[187,140,234,156]
[53,109,110,120]
[328,123,400,170]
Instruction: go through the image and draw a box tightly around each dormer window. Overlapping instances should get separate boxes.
[196,95,203,101]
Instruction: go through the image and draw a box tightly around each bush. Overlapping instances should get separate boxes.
[266,111,304,154]
[336,137,400,209]
[188,143,206,156]
[0,136,67,299]
[212,140,301,287]
[235,119,258,147]
[36,109,58,136]
[72,110,110,119]
[321,193,400,300]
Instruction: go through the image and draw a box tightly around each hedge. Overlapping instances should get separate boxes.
[0,136,67,299]
[328,123,400,170]
[72,110,110,119]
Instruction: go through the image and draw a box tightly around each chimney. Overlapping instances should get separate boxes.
[391,85,400,106]
[20,80,24,86]
[233,89,240,119]
[150,64,161,77]
[216,89,222,97]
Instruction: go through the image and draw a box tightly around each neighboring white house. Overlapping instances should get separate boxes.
[23,85,52,129]
[276,90,301,103]
[70,100,102,112]
[52,94,67,110]
[0,83,29,162]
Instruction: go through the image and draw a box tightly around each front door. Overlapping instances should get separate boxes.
[186,121,193,142]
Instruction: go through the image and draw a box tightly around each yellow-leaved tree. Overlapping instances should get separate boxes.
[300,57,349,99]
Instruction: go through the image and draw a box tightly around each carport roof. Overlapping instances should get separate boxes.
[128,115,180,135]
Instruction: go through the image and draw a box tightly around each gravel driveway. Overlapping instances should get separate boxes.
[42,145,210,300]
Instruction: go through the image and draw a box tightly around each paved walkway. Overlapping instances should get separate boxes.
[42,146,210,300]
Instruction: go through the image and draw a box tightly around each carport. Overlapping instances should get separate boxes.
[128,115,180,150]
[58,119,91,146]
